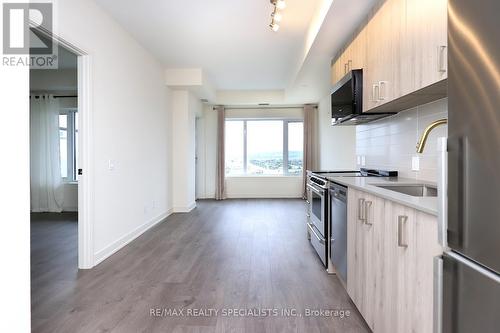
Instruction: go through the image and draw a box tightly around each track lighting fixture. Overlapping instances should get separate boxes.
[269,0,285,32]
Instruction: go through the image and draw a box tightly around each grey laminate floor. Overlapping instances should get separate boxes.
[31,199,369,333]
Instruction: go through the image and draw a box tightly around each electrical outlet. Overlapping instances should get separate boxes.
[412,156,420,171]
[361,156,366,166]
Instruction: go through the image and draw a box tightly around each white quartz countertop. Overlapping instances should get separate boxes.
[326,176,439,216]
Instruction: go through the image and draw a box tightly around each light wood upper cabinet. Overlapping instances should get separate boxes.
[350,29,366,71]
[330,29,366,86]
[403,0,448,95]
[330,0,447,112]
[364,0,406,112]
[347,187,442,333]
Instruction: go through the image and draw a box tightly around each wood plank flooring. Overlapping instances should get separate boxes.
[31,199,370,333]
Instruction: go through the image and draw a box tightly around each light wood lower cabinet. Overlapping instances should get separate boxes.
[347,189,385,330]
[347,188,442,333]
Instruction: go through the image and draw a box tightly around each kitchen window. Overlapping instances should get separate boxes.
[59,109,78,182]
[225,119,303,176]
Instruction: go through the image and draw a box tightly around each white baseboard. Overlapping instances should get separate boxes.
[94,208,173,266]
[173,201,196,213]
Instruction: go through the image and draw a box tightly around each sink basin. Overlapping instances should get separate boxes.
[375,184,438,197]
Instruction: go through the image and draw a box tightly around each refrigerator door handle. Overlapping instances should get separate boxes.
[437,137,447,247]
[447,136,468,249]
[434,256,443,333]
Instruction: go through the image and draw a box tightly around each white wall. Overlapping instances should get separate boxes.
[30,69,77,91]
[196,105,217,199]
[61,184,78,212]
[171,90,199,211]
[317,94,357,170]
[56,0,172,264]
[0,25,30,329]
[225,176,303,198]
[356,98,448,181]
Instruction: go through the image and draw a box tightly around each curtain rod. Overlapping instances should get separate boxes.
[213,105,318,111]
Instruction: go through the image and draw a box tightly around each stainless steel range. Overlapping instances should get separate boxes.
[306,168,398,273]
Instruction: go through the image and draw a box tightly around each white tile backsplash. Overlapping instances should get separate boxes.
[356,98,448,181]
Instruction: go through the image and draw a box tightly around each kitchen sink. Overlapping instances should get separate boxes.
[375,184,438,197]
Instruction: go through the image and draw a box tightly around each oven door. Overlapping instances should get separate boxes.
[307,183,325,235]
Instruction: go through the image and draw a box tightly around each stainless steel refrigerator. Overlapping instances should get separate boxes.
[442,0,500,332]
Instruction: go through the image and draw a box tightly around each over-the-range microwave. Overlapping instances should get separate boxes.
[331,69,396,126]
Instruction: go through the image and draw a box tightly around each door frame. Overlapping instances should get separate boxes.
[33,26,95,269]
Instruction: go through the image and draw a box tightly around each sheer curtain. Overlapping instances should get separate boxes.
[215,106,225,200]
[30,94,64,212]
[302,104,317,198]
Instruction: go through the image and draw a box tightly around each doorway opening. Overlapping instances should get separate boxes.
[29,29,94,272]
[30,41,80,285]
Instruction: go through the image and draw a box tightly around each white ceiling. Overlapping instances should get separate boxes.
[285,0,378,104]
[94,0,322,90]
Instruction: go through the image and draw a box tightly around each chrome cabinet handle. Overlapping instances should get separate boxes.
[358,198,365,221]
[398,215,408,248]
[364,201,373,225]
[307,223,325,245]
[438,45,447,73]
[372,84,379,102]
[378,81,388,100]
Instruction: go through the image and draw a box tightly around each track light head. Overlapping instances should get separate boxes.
[269,0,285,31]
[276,0,286,10]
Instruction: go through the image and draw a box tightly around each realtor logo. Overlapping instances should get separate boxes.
[2,2,57,68]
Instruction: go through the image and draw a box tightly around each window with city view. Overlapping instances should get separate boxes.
[225,119,303,176]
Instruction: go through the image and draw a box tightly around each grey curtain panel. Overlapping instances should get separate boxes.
[215,106,226,200]
[302,105,316,199]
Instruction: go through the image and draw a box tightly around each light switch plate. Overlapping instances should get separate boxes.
[412,156,420,171]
